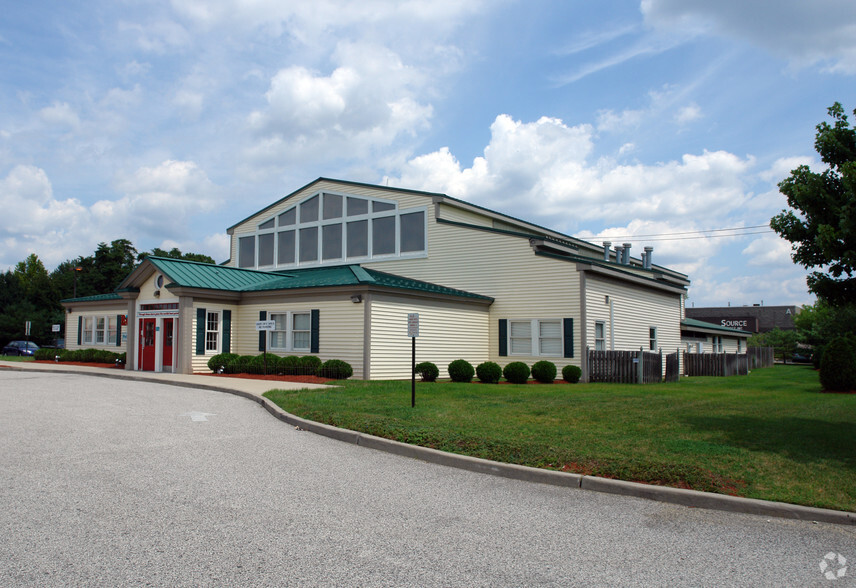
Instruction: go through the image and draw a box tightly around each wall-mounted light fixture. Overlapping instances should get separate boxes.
[154,290,160,297]
[350,294,362,303]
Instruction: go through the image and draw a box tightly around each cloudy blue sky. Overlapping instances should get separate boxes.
[2,0,855,307]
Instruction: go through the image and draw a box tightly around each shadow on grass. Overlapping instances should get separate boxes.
[683,415,856,470]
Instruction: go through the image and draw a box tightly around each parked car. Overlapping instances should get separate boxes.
[2,341,40,356]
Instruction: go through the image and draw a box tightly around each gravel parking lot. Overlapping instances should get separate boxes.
[1,370,854,586]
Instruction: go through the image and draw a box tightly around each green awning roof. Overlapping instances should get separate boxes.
[143,257,492,301]
[61,292,123,303]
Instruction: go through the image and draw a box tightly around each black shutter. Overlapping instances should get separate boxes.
[196,308,206,355]
[310,309,320,353]
[116,315,122,347]
[77,316,82,346]
[563,318,574,358]
[259,310,267,352]
[498,319,508,356]
[222,310,231,354]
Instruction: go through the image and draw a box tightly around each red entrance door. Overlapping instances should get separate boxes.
[162,318,174,371]
[139,318,156,371]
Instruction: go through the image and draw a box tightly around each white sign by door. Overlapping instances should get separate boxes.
[256,320,276,331]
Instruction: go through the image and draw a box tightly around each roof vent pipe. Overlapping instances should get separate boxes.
[603,241,612,262]
[643,246,653,269]
[622,243,631,265]
[613,245,623,264]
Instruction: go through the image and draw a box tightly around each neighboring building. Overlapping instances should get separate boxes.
[62,177,693,380]
[680,318,753,354]
[685,305,802,334]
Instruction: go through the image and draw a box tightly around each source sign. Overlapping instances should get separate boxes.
[407,313,419,338]
[256,320,276,331]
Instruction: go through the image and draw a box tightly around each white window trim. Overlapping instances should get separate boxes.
[239,191,428,270]
[81,314,118,346]
[508,318,562,357]
[205,311,221,354]
[594,321,606,351]
[267,310,312,352]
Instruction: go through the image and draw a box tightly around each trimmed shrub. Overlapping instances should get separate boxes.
[562,364,582,383]
[280,355,302,375]
[317,359,353,380]
[208,352,239,373]
[250,353,281,373]
[812,346,824,370]
[503,361,530,384]
[531,360,557,383]
[819,337,856,392]
[476,361,502,384]
[415,361,439,382]
[448,359,475,383]
[34,348,59,361]
[92,349,117,364]
[299,355,322,372]
[225,355,255,374]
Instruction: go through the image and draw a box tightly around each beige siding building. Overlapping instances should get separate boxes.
[63,177,699,380]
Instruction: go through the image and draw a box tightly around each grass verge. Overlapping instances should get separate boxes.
[264,365,856,512]
[0,355,35,362]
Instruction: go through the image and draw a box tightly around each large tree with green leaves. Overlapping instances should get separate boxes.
[771,102,856,306]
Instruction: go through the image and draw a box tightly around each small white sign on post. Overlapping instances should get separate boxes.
[25,321,31,336]
[407,313,419,338]
[255,320,276,331]
[52,324,61,333]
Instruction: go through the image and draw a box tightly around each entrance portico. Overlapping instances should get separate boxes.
[137,303,179,372]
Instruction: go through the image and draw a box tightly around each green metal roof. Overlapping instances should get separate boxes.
[147,257,280,291]
[143,256,492,301]
[61,292,123,303]
[681,318,753,336]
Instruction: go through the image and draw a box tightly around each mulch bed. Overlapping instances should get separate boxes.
[34,360,333,384]
[200,373,334,385]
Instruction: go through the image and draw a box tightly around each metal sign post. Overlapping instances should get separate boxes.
[407,313,419,408]
[255,320,276,374]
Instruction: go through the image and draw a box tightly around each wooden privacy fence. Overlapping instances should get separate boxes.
[683,352,749,377]
[747,346,774,369]
[587,349,662,384]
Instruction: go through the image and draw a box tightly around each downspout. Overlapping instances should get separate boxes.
[362,292,372,380]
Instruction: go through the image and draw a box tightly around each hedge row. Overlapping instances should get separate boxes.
[414,359,582,384]
[34,348,127,364]
[207,353,353,380]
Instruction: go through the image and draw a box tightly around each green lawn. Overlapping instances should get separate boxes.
[264,365,856,512]
[0,355,35,362]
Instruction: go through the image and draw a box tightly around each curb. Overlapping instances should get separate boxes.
[5,364,854,526]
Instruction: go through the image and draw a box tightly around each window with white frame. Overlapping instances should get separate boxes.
[594,321,606,351]
[238,192,427,269]
[292,312,311,351]
[82,315,118,345]
[83,316,93,344]
[539,320,562,355]
[509,319,562,356]
[649,327,657,351]
[712,336,723,353]
[205,311,220,352]
[267,311,311,351]
[737,338,743,353]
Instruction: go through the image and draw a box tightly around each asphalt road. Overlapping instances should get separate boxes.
[1,371,854,587]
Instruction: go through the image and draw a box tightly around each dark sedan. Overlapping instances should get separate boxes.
[2,341,40,356]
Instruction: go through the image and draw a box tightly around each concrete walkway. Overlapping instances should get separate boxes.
[1,359,853,526]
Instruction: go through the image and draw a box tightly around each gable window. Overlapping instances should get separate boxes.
[205,311,220,352]
[239,191,427,269]
[238,236,255,268]
[649,327,658,351]
[594,321,606,351]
